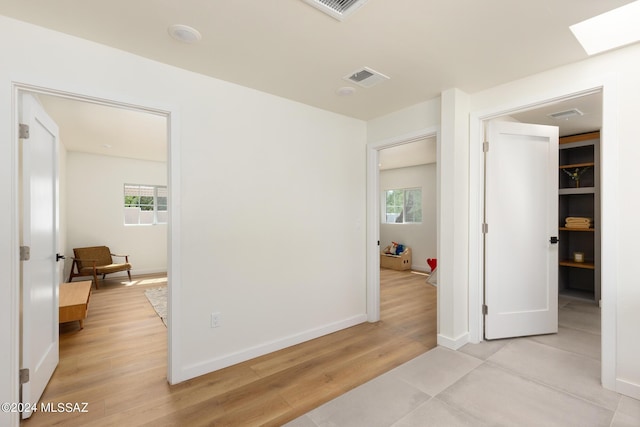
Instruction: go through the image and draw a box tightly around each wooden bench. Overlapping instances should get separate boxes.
[59,281,92,329]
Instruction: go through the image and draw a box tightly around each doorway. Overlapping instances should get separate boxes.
[470,84,617,389]
[366,127,439,323]
[14,84,176,417]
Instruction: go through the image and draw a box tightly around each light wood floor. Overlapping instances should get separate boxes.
[23,269,437,427]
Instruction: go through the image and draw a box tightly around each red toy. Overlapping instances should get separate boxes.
[427,258,437,272]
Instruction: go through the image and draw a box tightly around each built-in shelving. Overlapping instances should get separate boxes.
[558,131,600,302]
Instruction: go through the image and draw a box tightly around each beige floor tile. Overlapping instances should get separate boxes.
[387,346,483,397]
[558,300,601,334]
[617,396,640,419]
[438,363,614,427]
[527,326,600,360]
[487,339,619,410]
[391,398,487,427]
[306,374,429,427]
[459,339,510,360]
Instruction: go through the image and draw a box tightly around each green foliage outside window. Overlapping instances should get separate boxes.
[384,188,422,224]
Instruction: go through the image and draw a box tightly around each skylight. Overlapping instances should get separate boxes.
[570,1,640,55]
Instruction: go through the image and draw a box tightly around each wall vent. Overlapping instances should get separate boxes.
[302,0,370,21]
[344,67,390,88]
[547,108,584,120]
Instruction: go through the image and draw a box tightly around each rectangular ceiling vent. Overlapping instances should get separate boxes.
[344,67,390,88]
[302,0,370,21]
[547,108,584,120]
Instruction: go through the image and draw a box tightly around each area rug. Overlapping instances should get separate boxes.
[144,287,167,327]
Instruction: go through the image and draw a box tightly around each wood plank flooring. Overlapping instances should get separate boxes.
[23,269,437,427]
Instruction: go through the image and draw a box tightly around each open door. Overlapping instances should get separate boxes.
[19,93,60,418]
[484,121,559,340]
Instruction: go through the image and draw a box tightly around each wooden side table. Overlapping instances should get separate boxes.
[59,281,92,329]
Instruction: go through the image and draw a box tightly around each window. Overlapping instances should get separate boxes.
[383,188,422,223]
[124,184,167,225]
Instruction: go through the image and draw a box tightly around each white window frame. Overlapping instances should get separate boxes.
[124,183,167,225]
[382,187,422,224]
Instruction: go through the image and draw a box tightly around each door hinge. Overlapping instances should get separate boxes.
[19,368,29,384]
[377,240,380,246]
[20,246,30,261]
[482,223,488,234]
[19,123,30,139]
[483,141,489,152]
[482,304,488,315]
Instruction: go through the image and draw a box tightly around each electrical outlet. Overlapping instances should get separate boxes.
[211,312,221,328]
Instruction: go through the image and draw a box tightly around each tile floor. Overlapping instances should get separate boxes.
[285,297,640,427]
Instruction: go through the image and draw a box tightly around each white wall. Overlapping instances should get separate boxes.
[0,15,367,424]
[380,164,437,271]
[64,152,167,277]
[368,99,441,141]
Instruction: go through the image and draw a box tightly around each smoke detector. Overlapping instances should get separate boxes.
[344,67,390,88]
[547,108,584,120]
[302,0,370,21]
[168,24,202,43]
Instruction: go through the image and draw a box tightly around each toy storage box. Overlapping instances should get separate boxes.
[380,247,412,270]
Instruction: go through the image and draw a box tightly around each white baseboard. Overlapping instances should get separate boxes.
[411,265,429,273]
[437,332,470,350]
[616,378,640,400]
[178,314,368,382]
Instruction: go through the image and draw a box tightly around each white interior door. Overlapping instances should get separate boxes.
[484,121,558,340]
[20,93,60,418]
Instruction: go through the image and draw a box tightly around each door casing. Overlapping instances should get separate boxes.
[366,126,440,322]
[9,83,181,426]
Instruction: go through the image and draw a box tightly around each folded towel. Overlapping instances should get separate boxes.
[565,223,591,229]
[565,217,592,224]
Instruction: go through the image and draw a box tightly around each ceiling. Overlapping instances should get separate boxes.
[6,1,616,165]
[0,0,634,121]
[38,94,167,162]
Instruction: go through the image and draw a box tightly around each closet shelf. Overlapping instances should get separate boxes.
[559,227,594,232]
[559,260,595,270]
[559,162,595,169]
[559,187,595,195]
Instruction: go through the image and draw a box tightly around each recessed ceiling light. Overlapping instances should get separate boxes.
[570,1,640,55]
[336,86,356,96]
[168,24,202,44]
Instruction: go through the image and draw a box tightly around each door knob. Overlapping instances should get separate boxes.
[56,253,65,262]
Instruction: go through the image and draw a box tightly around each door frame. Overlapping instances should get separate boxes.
[366,126,440,322]
[10,82,182,400]
[469,76,618,390]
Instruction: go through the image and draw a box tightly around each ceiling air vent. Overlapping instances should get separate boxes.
[344,67,390,88]
[302,0,370,21]
[547,108,584,120]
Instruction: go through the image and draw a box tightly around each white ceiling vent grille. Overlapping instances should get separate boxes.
[344,67,390,88]
[547,108,584,120]
[302,0,370,21]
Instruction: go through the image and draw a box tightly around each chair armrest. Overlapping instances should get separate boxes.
[111,253,130,262]
[70,258,98,270]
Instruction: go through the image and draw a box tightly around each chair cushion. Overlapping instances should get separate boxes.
[94,263,132,275]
